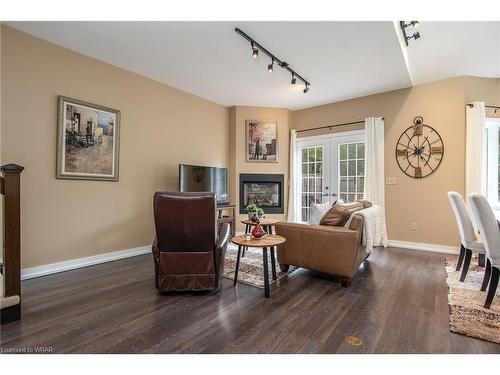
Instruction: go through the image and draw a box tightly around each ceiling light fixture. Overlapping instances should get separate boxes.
[235,27,310,91]
[400,21,421,46]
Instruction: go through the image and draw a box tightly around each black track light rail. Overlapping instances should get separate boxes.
[235,27,310,87]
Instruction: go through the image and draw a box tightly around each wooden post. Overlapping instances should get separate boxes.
[2,163,24,300]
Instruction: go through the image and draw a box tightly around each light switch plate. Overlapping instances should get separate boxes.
[385,177,397,185]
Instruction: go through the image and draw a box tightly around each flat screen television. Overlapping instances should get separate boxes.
[179,164,229,205]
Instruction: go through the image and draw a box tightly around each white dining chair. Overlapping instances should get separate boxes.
[447,192,486,283]
[468,193,500,309]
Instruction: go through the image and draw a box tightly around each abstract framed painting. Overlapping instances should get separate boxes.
[56,96,121,181]
[246,120,278,163]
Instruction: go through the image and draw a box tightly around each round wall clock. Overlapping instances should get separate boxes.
[395,116,444,178]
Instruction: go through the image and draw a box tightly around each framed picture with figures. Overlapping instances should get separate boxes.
[246,120,278,163]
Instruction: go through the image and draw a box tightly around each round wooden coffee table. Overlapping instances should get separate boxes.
[240,218,280,257]
[231,234,286,298]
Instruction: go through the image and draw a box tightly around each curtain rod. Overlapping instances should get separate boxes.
[466,103,500,109]
[295,118,385,134]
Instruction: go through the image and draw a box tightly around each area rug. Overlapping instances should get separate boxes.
[223,244,294,288]
[445,258,500,344]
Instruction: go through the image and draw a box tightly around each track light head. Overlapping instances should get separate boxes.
[291,74,297,85]
[411,20,419,28]
[303,84,310,94]
[251,42,259,59]
[407,31,420,41]
[268,58,274,73]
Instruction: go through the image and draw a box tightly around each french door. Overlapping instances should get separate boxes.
[296,131,365,223]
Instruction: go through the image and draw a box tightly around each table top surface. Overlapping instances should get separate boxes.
[241,218,280,226]
[231,234,286,247]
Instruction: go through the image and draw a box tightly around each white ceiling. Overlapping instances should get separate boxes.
[5,21,500,110]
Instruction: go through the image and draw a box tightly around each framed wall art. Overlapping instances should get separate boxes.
[56,96,121,181]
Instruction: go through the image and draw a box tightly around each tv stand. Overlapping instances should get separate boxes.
[217,204,236,238]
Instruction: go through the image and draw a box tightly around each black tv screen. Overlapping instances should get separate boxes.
[179,164,229,205]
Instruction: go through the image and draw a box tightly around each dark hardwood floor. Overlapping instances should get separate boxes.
[1,247,499,354]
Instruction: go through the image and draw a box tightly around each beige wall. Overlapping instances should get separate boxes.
[293,76,500,246]
[2,25,499,269]
[228,106,291,230]
[1,26,229,268]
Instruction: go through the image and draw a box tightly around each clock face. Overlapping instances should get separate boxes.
[395,117,444,178]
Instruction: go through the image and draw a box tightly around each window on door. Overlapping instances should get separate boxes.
[338,142,365,203]
[486,118,500,208]
[300,146,324,223]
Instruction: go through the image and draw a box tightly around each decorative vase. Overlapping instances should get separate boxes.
[251,222,265,239]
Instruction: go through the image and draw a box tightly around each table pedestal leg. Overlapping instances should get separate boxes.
[263,247,270,298]
[234,245,242,286]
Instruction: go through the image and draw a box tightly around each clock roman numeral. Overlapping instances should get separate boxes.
[415,167,422,178]
[430,145,443,154]
[396,149,408,157]
[413,123,423,136]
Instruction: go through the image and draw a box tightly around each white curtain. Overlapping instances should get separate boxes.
[364,117,388,248]
[466,102,486,197]
[287,129,298,222]
[364,117,385,211]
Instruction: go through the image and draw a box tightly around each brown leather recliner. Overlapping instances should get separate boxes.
[152,192,230,293]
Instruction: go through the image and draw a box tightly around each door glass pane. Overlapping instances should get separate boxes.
[339,144,347,160]
[316,147,323,161]
[338,141,366,203]
[357,143,365,159]
[339,161,347,176]
[299,146,325,222]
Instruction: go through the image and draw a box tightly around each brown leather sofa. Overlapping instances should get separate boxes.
[152,192,230,293]
[275,215,368,286]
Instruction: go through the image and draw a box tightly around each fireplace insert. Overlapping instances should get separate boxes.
[239,173,284,214]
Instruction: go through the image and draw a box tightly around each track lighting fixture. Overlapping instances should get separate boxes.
[399,20,421,46]
[235,27,310,92]
[268,58,274,73]
[251,42,259,59]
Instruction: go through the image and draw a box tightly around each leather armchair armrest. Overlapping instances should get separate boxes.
[216,222,231,252]
[152,236,160,263]
[214,222,231,286]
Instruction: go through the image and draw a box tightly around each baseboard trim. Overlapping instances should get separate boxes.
[388,240,459,255]
[21,245,152,280]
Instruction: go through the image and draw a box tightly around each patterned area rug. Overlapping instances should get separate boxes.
[445,258,500,344]
[223,244,294,288]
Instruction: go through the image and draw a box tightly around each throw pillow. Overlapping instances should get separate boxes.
[309,201,335,225]
[320,201,364,226]
[357,199,373,209]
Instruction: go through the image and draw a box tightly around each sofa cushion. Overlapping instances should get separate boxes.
[309,199,337,225]
[320,201,364,226]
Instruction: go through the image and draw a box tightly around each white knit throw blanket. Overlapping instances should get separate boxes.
[345,205,388,253]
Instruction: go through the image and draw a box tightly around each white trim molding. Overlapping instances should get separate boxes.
[388,240,459,255]
[21,245,151,280]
